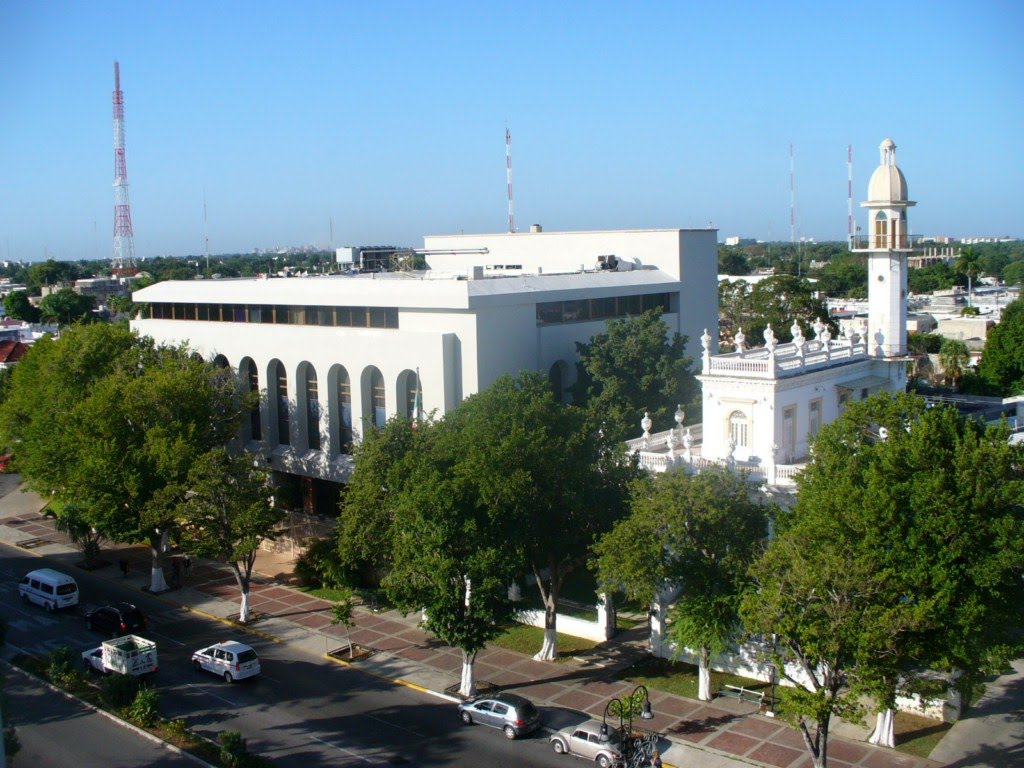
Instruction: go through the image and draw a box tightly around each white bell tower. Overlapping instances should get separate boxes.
[859,138,915,358]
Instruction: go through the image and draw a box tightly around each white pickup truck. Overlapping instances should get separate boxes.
[82,634,158,676]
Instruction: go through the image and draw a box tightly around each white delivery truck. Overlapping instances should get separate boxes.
[82,635,158,676]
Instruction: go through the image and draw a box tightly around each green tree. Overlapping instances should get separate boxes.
[329,589,358,659]
[741,393,1024,766]
[451,372,638,661]
[955,247,982,308]
[3,290,40,323]
[1001,260,1024,289]
[908,262,956,295]
[938,338,970,389]
[0,324,249,592]
[718,275,834,346]
[177,449,282,623]
[718,249,751,276]
[977,299,1024,394]
[49,502,106,569]
[38,288,95,325]
[594,469,769,700]
[571,310,697,445]
[816,255,868,298]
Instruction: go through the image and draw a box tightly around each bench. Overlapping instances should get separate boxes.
[718,684,766,705]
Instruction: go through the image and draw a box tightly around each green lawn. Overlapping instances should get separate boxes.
[490,624,599,660]
[616,656,770,701]
[895,711,952,758]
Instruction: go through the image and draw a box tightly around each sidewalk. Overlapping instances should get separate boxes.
[0,477,946,768]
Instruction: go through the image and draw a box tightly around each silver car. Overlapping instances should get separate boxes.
[550,721,622,768]
[457,691,542,739]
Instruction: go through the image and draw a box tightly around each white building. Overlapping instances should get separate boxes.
[634,138,913,487]
[131,228,718,512]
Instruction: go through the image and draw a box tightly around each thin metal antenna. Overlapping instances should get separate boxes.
[848,144,854,249]
[506,127,515,233]
[790,143,796,244]
[203,189,210,272]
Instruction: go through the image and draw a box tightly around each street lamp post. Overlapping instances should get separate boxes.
[601,684,654,765]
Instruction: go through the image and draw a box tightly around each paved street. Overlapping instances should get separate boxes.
[0,474,1008,767]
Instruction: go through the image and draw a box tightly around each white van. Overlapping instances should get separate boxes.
[19,568,79,611]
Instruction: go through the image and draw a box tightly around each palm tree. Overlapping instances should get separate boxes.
[939,338,970,390]
[956,247,981,308]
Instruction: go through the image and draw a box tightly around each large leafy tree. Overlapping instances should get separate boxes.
[38,288,95,325]
[452,372,638,660]
[977,299,1024,394]
[718,275,834,347]
[2,290,40,323]
[378,418,523,696]
[0,323,249,592]
[177,449,282,623]
[594,469,769,700]
[571,309,697,446]
[741,393,1024,767]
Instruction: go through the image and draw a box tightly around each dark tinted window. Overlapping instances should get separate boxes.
[57,583,77,595]
[238,649,258,663]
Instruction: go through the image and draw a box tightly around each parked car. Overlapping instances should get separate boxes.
[19,568,79,611]
[85,602,147,636]
[457,691,541,739]
[192,640,261,682]
[550,722,622,768]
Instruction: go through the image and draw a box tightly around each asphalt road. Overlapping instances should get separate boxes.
[3,662,196,767]
[0,545,571,768]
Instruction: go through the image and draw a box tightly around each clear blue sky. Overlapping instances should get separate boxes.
[1,1,1021,261]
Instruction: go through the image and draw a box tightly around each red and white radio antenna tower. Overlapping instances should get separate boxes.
[506,127,516,233]
[847,144,854,249]
[112,61,136,272]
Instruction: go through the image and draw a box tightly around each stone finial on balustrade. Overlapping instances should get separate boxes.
[812,317,826,339]
[820,325,832,359]
[791,320,805,358]
[641,411,653,448]
[726,436,737,469]
[701,328,712,372]
[763,323,777,368]
[674,404,685,435]
[666,428,677,461]
[734,328,746,355]
[682,428,693,463]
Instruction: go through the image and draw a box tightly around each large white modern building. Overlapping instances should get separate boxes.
[131,227,718,513]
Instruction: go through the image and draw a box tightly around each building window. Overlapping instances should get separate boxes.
[336,367,352,453]
[809,399,822,439]
[304,366,320,451]
[371,369,386,428]
[146,302,399,329]
[728,410,749,449]
[275,361,290,446]
[401,370,421,421]
[244,359,261,441]
[874,212,889,249]
[535,292,671,326]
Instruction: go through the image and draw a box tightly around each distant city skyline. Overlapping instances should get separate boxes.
[1,1,1021,262]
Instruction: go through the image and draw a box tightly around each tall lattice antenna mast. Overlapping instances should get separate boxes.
[847,144,854,249]
[506,128,516,233]
[203,188,210,272]
[112,61,136,272]
[789,143,796,244]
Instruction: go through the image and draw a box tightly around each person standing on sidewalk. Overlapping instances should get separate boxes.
[118,558,130,578]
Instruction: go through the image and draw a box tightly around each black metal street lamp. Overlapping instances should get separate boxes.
[601,684,654,764]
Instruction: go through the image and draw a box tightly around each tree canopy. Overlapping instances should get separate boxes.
[718,275,835,347]
[2,291,40,323]
[571,309,697,445]
[594,468,769,699]
[38,288,96,325]
[741,393,1024,767]
[976,299,1024,395]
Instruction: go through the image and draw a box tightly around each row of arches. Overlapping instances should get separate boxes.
[213,355,422,456]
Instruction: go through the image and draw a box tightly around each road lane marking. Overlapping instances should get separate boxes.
[308,734,376,763]
[183,682,238,707]
[149,628,186,646]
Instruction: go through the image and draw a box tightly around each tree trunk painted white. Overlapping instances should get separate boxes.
[230,562,252,623]
[868,708,896,748]
[459,650,477,698]
[534,627,557,661]
[149,530,170,592]
[698,647,712,701]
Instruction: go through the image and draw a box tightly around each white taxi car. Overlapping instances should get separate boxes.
[191,640,260,682]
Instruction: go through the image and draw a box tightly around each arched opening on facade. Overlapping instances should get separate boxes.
[396,369,421,421]
[270,359,290,447]
[298,362,321,451]
[362,366,386,430]
[240,357,261,441]
[728,410,749,451]
[874,211,889,248]
[548,361,571,404]
[212,354,230,369]
[328,364,353,455]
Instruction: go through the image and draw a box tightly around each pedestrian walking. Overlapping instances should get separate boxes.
[118,558,130,578]
[183,555,192,579]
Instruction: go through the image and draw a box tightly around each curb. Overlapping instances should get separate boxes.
[0,655,217,768]
[322,651,460,703]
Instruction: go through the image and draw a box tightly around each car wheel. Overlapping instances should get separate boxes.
[20,593,28,604]
[224,671,233,683]
[193,660,202,672]
[45,601,54,612]
[597,755,611,768]
[552,740,566,754]
[460,710,472,725]
[503,725,516,740]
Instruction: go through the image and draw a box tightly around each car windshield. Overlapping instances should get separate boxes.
[238,649,258,663]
